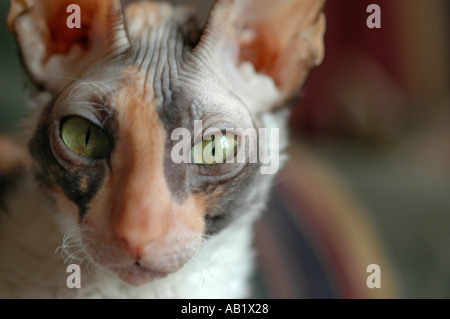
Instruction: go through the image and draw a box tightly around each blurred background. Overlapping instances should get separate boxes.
[0,1,27,135]
[254,0,450,299]
[1,0,449,298]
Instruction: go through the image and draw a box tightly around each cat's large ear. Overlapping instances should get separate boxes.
[195,0,326,108]
[8,0,130,93]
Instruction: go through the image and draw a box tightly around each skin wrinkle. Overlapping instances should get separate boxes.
[137,29,151,74]
[128,23,179,103]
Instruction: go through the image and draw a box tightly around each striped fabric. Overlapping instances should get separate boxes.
[252,141,401,299]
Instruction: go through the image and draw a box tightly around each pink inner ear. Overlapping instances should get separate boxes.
[239,23,279,78]
[204,0,326,96]
[41,1,100,60]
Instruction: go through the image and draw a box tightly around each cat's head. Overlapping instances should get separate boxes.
[8,0,325,286]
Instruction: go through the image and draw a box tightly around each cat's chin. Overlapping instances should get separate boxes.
[110,263,170,286]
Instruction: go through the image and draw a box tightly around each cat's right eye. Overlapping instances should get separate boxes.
[192,133,238,165]
[60,117,112,159]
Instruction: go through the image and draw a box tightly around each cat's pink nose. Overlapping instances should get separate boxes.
[118,218,201,273]
[114,162,174,258]
[116,206,171,260]
[115,196,204,273]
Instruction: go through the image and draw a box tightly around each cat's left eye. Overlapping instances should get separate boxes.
[192,134,238,165]
[60,117,112,159]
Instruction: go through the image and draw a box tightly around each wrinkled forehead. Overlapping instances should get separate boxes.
[46,0,260,130]
[61,47,255,132]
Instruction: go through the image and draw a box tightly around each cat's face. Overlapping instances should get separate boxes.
[30,42,263,285]
[9,0,325,285]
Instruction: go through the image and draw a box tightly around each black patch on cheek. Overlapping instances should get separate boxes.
[199,163,261,236]
[54,168,104,220]
[202,191,247,236]
[29,110,106,221]
[204,213,233,236]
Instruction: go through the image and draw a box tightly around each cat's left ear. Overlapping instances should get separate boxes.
[8,0,130,93]
[195,0,326,108]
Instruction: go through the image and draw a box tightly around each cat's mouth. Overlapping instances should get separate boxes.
[109,263,170,286]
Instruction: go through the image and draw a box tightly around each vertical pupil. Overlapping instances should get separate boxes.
[211,135,215,156]
[85,125,91,148]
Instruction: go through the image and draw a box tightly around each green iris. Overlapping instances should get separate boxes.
[192,134,238,165]
[61,117,111,159]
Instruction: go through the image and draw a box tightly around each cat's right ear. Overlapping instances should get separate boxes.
[8,0,130,94]
[195,0,326,110]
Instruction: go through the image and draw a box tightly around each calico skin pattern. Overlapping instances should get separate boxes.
[0,0,325,298]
